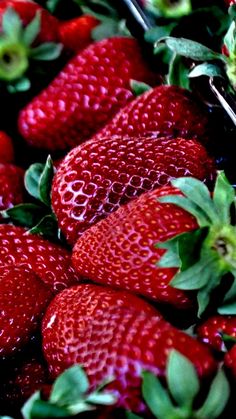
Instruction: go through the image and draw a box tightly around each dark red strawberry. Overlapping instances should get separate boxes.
[93,85,211,145]
[59,15,99,53]
[198,316,236,352]
[0,131,14,163]
[0,265,52,357]
[225,344,236,378]
[18,37,159,151]
[52,135,215,246]
[42,284,216,413]
[225,0,236,6]
[72,186,198,309]
[0,224,81,293]
[0,163,25,213]
[0,0,60,44]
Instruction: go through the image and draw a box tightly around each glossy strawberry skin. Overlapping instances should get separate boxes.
[18,37,159,151]
[72,186,199,309]
[0,132,14,163]
[42,284,216,413]
[0,163,25,213]
[59,15,99,53]
[197,316,236,352]
[94,85,211,145]
[52,135,215,246]
[0,265,52,358]
[0,224,81,293]
[0,0,60,44]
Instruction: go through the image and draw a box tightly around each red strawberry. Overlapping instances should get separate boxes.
[225,0,236,5]
[93,85,211,145]
[0,0,60,44]
[0,131,14,163]
[0,224,81,293]
[0,265,52,357]
[225,344,236,378]
[18,37,159,151]
[52,135,216,246]
[0,163,25,213]
[198,316,236,352]
[59,15,99,53]
[42,284,216,413]
[72,186,198,309]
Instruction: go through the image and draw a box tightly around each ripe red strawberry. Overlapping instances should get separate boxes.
[225,0,236,6]
[59,15,99,53]
[0,163,25,213]
[0,0,60,44]
[52,135,216,246]
[42,284,216,413]
[0,224,81,293]
[225,344,236,378]
[0,265,52,357]
[72,186,198,309]
[197,316,236,352]
[18,37,159,151]
[0,131,14,163]
[93,85,211,145]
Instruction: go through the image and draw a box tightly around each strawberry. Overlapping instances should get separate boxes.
[59,15,99,53]
[93,85,211,145]
[72,172,236,315]
[42,284,216,413]
[0,131,14,163]
[0,224,81,292]
[18,37,159,151]
[0,163,25,213]
[52,135,216,246]
[0,265,52,357]
[225,0,236,6]
[197,316,236,352]
[0,0,60,44]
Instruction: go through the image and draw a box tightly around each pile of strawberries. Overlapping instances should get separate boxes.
[1,0,236,418]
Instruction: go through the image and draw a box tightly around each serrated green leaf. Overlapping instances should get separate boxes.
[167,53,190,90]
[1,203,45,228]
[30,42,62,61]
[144,23,177,44]
[2,7,23,41]
[130,80,151,96]
[25,162,44,201]
[22,12,41,46]
[156,237,180,268]
[167,350,199,409]
[196,370,230,419]
[159,37,221,62]
[178,229,209,271]
[39,155,55,207]
[28,214,59,240]
[224,20,236,57]
[213,171,235,224]
[50,365,89,406]
[142,371,175,418]
[22,391,41,419]
[189,63,224,79]
[218,301,236,315]
[25,400,69,418]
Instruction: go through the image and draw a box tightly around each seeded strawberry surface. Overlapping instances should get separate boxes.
[72,186,198,308]
[198,316,236,352]
[18,37,159,151]
[52,135,215,245]
[0,265,52,357]
[0,164,25,213]
[0,225,81,292]
[42,284,216,413]
[94,85,211,144]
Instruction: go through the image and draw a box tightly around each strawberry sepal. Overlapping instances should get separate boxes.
[145,0,192,19]
[156,172,236,316]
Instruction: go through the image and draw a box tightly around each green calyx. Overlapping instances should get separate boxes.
[156,171,236,316]
[146,0,192,19]
[0,7,62,87]
[127,350,230,419]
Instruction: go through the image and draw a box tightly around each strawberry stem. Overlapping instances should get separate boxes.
[0,40,28,81]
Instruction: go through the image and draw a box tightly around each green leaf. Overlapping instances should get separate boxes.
[7,77,31,93]
[50,365,89,406]
[39,155,55,207]
[144,23,177,44]
[25,400,69,418]
[30,42,63,61]
[167,53,190,90]
[130,80,151,96]
[28,214,59,240]
[46,0,61,13]
[171,177,219,225]
[142,371,175,418]
[22,391,41,419]
[159,37,221,62]
[1,203,45,228]
[167,350,199,409]
[0,416,15,419]
[126,413,143,419]
[196,370,230,419]
[213,171,235,224]
[178,229,208,271]
[86,392,117,405]
[147,0,192,19]
[224,20,236,57]
[25,163,44,201]
[156,237,180,268]
[22,12,41,46]
[189,63,224,79]
[2,7,23,41]
[218,301,236,315]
